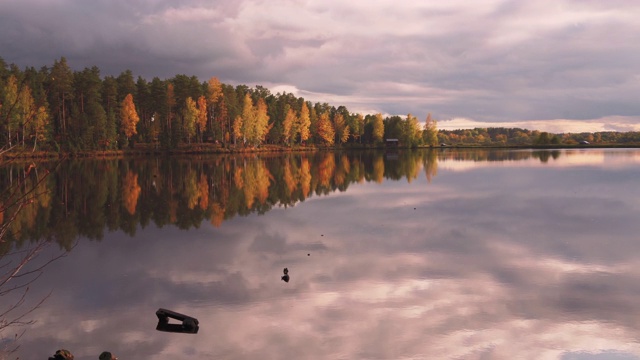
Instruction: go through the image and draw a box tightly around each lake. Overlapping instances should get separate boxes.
[2,148,640,360]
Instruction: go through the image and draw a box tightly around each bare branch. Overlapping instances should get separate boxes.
[0,70,67,354]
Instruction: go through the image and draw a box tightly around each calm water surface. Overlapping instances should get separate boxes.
[2,149,640,360]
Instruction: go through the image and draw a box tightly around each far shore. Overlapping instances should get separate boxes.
[2,143,640,161]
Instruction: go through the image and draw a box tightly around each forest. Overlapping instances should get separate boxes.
[0,56,431,153]
[1,56,640,154]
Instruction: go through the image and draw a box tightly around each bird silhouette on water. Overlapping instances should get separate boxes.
[281,268,290,282]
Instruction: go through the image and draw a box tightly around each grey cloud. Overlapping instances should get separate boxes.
[2,0,640,130]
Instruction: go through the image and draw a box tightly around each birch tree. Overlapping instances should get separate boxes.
[423,113,438,146]
[196,96,207,142]
[184,97,198,144]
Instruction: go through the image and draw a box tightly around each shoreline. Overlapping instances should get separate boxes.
[2,143,640,161]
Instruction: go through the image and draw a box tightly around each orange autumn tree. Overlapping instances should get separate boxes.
[298,102,311,144]
[120,93,139,141]
[255,98,270,145]
[332,112,349,145]
[282,107,296,145]
[207,77,223,105]
[316,112,335,146]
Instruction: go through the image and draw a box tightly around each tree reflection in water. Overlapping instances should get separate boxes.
[0,160,68,356]
[0,149,567,248]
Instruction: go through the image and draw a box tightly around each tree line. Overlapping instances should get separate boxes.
[0,57,442,152]
[3,56,640,153]
[438,128,640,146]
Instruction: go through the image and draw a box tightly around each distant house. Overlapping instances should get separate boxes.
[579,140,590,145]
[386,138,399,147]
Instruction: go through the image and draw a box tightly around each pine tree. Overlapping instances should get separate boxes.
[166,83,176,132]
[49,57,74,136]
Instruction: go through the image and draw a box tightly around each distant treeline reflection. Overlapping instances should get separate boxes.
[0,149,561,250]
[442,149,562,162]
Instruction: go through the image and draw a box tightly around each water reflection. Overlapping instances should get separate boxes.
[3,149,640,359]
[2,150,444,247]
[5,148,626,249]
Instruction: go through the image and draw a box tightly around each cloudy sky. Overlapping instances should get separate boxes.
[2,0,640,132]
